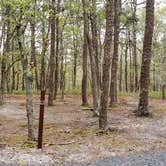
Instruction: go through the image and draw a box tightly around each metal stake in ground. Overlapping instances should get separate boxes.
[38,90,45,149]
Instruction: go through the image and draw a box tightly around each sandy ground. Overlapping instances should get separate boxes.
[0,94,166,164]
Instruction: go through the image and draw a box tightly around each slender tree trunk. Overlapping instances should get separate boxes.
[72,39,77,89]
[40,15,47,91]
[22,75,25,90]
[137,0,154,116]
[125,33,128,92]
[48,0,56,106]
[54,0,61,100]
[90,0,100,90]
[110,0,121,105]
[81,0,88,106]
[60,42,65,99]
[132,0,138,91]
[60,47,66,100]
[41,2,50,91]
[119,46,123,92]
[6,66,10,93]
[98,28,102,88]
[16,71,19,91]
[99,0,113,129]
[152,63,156,91]
[11,41,15,91]
[87,34,99,116]
[30,0,39,90]
[0,6,11,103]
[129,32,134,92]
[162,85,165,100]
[16,22,35,141]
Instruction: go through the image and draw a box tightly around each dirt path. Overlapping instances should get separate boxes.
[0,95,166,164]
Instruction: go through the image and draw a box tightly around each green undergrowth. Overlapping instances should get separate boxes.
[21,141,36,148]
[149,91,162,98]
[4,90,40,95]
[74,128,121,136]
[119,91,163,99]
[2,89,164,100]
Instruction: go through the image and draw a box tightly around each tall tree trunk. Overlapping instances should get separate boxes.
[60,39,65,99]
[40,16,47,91]
[99,0,113,129]
[110,0,121,105]
[132,0,138,91]
[125,33,128,93]
[119,46,123,92]
[6,65,10,93]
[129,32,134,92]
[54,0,61,100]
[87,34,99,116]
[30,0,39,90]
[48,0,56,106]
[16,70,19,91]
[72,37,78,89]
[41,2,50,91]
[0,6,11,103]
[22,75,25,90]
[16,22,35,141]
[90,0,100,90]
[152,63,156,91]
[137,0,154,116]
[162,85,165,100]
[81,0,88,106]
[11,41,15,91]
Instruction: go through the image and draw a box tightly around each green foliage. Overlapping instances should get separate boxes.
[149,91,162,99]
[21,141,36,148]
[64,88,81,95]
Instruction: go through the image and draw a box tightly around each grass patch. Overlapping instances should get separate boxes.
[5,90,40,95]
[21,141,36,148]
[74,128,120,136]
[149,91,162,98]
[119,91,162,99]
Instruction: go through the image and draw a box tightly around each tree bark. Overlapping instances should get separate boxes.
[16,22,35,141]
[54,0,61,100]
[0,6,11,103]
[137,0,154,116]
[90,0,100,90]
[30,0,39,90]
[152,63,156,91]
[11,41,15,91]
[162,85,165,100]
[81,0,88,106]
[119,46,123,92]
[87,34,99,116]
[129,32,134,92]
[110,0,121,105]
[125,32,128,93]
[72,35,78,89]
[99,0,113,129]
[132,0,138,91]
[48,0,56,106]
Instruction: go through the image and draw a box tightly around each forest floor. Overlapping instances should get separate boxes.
[0,94,166,165]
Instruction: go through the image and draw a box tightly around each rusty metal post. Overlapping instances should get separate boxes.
[37,90,45,149]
